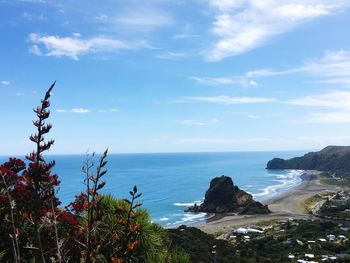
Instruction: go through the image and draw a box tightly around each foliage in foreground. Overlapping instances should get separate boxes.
[0,83,188,262]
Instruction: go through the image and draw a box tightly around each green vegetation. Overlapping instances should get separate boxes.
[318,191,350,220]
[2,84,350,262]
[267,145,350,180]
[0,84,189,263]
[168,226,237,263]
[320,172,350,187]
[168,220,350,262]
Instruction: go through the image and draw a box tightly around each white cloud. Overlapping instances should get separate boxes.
[172,33,199,39]
[250,49,350,85]
[302,50,350,84]
[249,49,350,82]
[286,90,350,109]
[156,52,185,60]
[19,0,49,3]
[287,90,350,123]
[302,111,350,123]
[191,76,257,87]
[178,137,268,144]
[29,44,43,56]
[181,120,207,126]
[28,33,149,60]
[206,0,350,61]
[206,49,350,85]
[95,14,109,22]
[114,8,174,30]
[23,12,46,21]
[1,80,10,86]
[98,108,120,113]
[56,108,90,113]
[106,7,173,31]
[186,95,275,105]
[181,118,219,126]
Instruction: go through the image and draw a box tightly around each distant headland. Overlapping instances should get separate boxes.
[267,146,350,180]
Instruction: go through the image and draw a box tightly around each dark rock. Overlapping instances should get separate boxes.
[185,175,270,214]
[239,201,270,215]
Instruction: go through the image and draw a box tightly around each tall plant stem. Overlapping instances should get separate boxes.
[1,174,21,263]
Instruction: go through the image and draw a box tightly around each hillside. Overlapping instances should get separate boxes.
[267,146,350,178]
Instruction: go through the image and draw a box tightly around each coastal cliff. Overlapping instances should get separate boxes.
[267,146,350,178]
[186,176,270,214]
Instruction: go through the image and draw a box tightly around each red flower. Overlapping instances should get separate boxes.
[58,210,79,226]
[2,158,26,173]
[127,240,139,251]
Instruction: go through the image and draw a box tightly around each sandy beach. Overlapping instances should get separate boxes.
[198,171,348,234]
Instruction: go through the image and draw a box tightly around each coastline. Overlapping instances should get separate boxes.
[197,170,348,234]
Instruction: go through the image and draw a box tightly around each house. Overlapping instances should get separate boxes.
[326,234,336,242]
[234,228,248,234]
[296,239,304,246]
[338,235,347,240]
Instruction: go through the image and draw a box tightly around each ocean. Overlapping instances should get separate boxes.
[0,151,305,227]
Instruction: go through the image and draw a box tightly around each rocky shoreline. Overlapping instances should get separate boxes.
[185,175,270,214]
[197,170,349,234]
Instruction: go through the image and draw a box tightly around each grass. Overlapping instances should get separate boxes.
[303,194,328,214]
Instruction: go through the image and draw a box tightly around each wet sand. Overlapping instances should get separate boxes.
[197,171,347,234]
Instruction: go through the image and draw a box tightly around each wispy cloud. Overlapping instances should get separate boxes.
[172,33,199,39]
[1,80,10,86]
[115,8,173,30]
[201,49,350,86]
[28,33,149,60]
[286,90,350,109]
[156,52,185,60]
[301,111,350,123]
[252,49,350,84]
[206,0,350,61]
[287,90,350,123]
[98,108,120,113]
[191,76,257,87]
[56,108,90,113]
[22,12,46,21]
[178,137,268,144]
[18,0,50,3]
[95,7,173,33]
[181,118,219,126]
[185,95,276,105]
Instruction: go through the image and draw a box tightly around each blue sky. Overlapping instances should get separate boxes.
[1,0,350,154]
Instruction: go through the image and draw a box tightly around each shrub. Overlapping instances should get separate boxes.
[0,83,190,263]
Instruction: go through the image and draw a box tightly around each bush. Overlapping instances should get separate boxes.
[0,83,190,263]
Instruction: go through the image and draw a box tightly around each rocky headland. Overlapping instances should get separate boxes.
[185,175,270,215]
[266,146,350,179]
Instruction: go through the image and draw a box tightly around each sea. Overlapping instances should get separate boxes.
[0,151,305,228]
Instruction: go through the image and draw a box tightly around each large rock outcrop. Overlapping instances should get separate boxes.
[266,146,350,178]
[186,176,270,214]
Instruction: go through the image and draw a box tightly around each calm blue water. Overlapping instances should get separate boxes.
[0,151,304,227]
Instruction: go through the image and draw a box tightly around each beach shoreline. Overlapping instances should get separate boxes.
[197,170,348,234]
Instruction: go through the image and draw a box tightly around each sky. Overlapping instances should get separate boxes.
[1,0,350,155]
